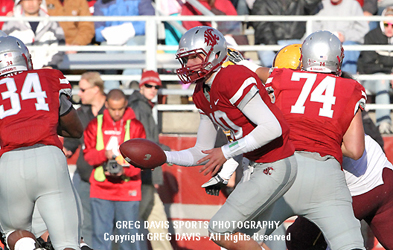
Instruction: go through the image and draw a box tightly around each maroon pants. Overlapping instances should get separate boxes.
[286,168,393,250]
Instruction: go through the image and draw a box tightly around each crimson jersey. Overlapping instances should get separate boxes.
[0,69,71,156]
[267,68,367,164]
[193,65,294,163]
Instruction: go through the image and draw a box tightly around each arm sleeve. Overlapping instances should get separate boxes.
[362,0,378,14]
[59,94,73,116]
[56,71,73,113]
[250,0,276,45]
[303,0,323,14]
[238,59,262,73]
[46,23,65,68]
[221,94,282,159]
[133,0,155,36]
[357,32,390,74]
[164,113,218,166]
[342,5,369,43]
[70,0,95,45]
[93,3,106,42]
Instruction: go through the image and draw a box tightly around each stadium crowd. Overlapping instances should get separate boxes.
[0,0,393,250]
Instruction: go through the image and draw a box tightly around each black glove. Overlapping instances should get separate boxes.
[227,47,245,65]
[36,236,55,250]
[201,174,228,196]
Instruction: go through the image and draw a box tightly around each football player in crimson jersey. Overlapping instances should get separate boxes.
[216,33,367,250]
[164,26,297,250]
[0,35,83,250]
[266,44,393,250]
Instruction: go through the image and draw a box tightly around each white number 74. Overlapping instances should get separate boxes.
[290,72,336,118]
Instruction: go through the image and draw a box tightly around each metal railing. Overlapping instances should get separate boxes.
[2,14,393,113]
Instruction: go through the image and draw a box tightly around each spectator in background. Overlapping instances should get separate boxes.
[357,0,378,16]
[156,0,184,53]
[0,0,14,29]
[250,0,321,68]
[93,0,154,90]
[128,70,172,250]
[84,89,145,250]
[46,0,95,52]
[181,0,241,35]
[311,0,369,75]
[3,0,65,69]
[63,71,107,246]
[357,6,393,134]
[377,0,393,14]
[229,0,248,15]
[87,0,97,14]
[360,0,379,29]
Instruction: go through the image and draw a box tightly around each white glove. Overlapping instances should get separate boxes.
[101,22,135,45]
[201,174,228,196]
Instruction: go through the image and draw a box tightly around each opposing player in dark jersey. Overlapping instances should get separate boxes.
[164,26,297,249]
[0,35,83,250]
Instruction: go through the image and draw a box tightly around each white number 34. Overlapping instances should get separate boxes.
[290,72,336,118]
[0,73,49,119]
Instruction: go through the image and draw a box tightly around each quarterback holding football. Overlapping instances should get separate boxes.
[163,26,298,250]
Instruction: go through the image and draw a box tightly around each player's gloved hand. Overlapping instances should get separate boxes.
[201,174,228,196]
[227,47,245,65]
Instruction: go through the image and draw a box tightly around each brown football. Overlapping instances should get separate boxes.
[119,138,167,169]
[7,230,37,250]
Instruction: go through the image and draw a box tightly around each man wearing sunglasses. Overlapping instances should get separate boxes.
[358,6,393,134]
[128,70,173,250]
[63,71,107,246]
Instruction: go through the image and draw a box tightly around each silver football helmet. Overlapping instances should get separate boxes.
[0,35,33,76]
[176,26,228,84]
[301,30,344,75]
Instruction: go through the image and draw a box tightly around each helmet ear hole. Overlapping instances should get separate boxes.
[0,35,32,76]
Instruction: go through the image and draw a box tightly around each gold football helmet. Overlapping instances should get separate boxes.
[272,44,302,69]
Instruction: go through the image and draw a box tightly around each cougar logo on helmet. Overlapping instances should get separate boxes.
[307,59,317,66]
[175,26,228,84]
[204,29,219,48]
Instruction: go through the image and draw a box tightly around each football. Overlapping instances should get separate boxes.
[119,138,167,169]
[7,230,37,250]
